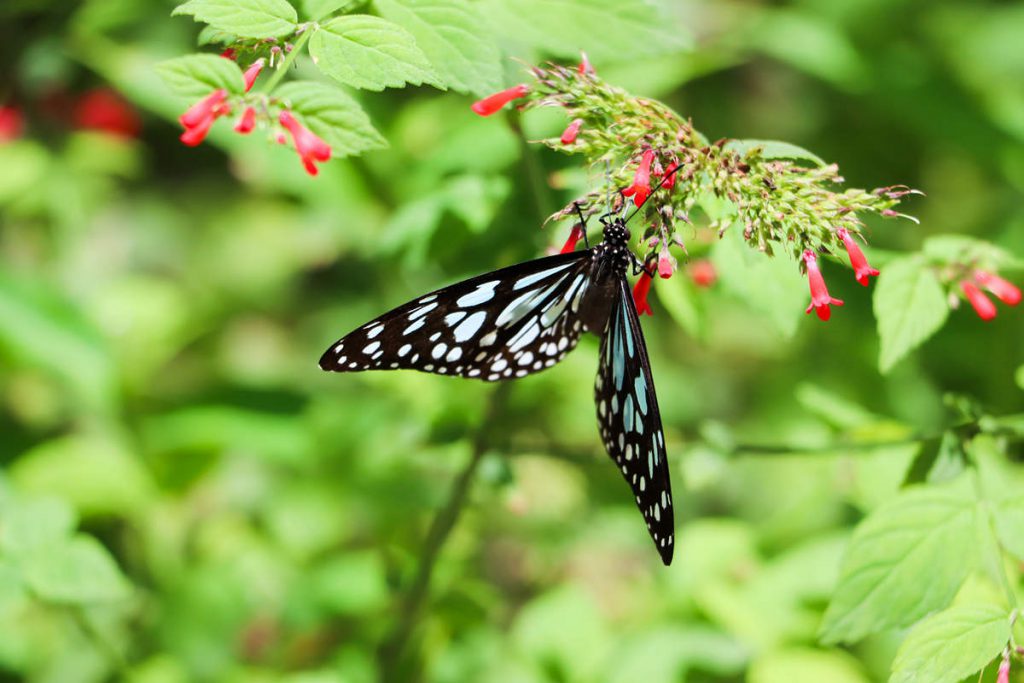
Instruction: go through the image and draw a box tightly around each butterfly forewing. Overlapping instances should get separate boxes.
[595,277,674,565]
[319,251,594,381]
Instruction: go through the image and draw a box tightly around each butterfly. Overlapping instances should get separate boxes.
[319,215,674,565]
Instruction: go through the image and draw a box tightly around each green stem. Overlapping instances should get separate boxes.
[378,383,511,682]
[260,24,314,96]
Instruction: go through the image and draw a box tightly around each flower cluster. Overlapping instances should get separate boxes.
[960,271,1020,321]
[176,52,331,176]
[471,59,905,320]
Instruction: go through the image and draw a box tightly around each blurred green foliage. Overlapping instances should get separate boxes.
[0,0,1022,682]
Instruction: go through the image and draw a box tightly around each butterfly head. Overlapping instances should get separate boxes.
[602,218,631,247]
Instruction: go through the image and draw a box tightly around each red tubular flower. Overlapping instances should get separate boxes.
[179,89,230,147]
[973,270,1021,306]
[836,227,879,286]
[689,259,717,288]
[235,106,257,134]
[560,118,583,145]
[997,651,1010,683]
[657,246,675,279]
[633,271,654,316]
[471,84,528,116]
[578,51,595,75]
[621,149,655,207]
[242,59,265,93]
[803,250,844,321]
[961,280,997,320]
[0,105,23,142]
[72,88,141,139]
[279,110,331,176]
[221,48,237,60]
[560,224,585,254]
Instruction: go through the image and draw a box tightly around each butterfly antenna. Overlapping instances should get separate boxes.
[573,201,590,249]
[604,158,612,215]
[622,162,684,226]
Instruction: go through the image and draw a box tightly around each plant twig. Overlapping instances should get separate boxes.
[378,382,511,681]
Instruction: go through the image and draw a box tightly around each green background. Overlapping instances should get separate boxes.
[0,0,1022,681]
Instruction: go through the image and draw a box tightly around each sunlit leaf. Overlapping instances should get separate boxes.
[274,81,387,156]
[310,15,443,91]
[155,54,245,98]
[21,535,132,604]
[889,603,1009,683]
[172,0,298,38]
[874,255,949,374]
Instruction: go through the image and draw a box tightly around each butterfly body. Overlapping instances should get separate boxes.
[320,217,675,564]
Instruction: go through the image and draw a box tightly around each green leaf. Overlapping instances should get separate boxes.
[21,535,131,604]
[922,235,1022,270]
[172,0,298,39]
[480,0,690,62]
[0,495,77,558]
[889,604,1009,683]
[274,81,386,157]
[725,139,826,166]
[749,648,870,683]
[309,551,388,615]
[972,434,1024,561]
[373,0,502,96]
[309,15,443,91]
[874,255,949,374]
[819,476,977,643]
[155,54,244,98]
[301,0,362,20]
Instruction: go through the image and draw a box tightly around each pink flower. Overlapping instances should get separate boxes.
[803,250,844,321]
[657,245,675,279]
[961,280,997,320]
[973,270,1021,306]
[621,149,655,207]
[837,227,879,286]
[242,59,265,93]
[997,651,1010,683]
[179,89,230,147]
[578,52,595,75]
[560,118,583,145]
[560,224,585,254]
[0,105,24,142]
[689,259,717,288]
[234,106,256,134]
[471,84,528,116]
[633,271,653,316]
[279,110,331,176]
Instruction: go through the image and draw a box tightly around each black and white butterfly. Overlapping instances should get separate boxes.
[319,216,674,564]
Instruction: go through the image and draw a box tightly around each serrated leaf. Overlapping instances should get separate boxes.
[172,0,298,39]
[301,0,361,19]
[274,81,386,157]
[373,0,502,95]
[874,255,949,374]
[889,604,1009,683]
[820,476,977,644]
[972,434,1024,561]
[21,535,131,604]
[480,0,690,62]
[725,139,825,166]
[309,15,443,91]
[155,54,244,98]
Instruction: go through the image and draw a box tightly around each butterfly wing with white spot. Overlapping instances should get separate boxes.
[320,251,595,381]
[594,277,674,564]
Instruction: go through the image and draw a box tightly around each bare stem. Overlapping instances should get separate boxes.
[378,382,511,681]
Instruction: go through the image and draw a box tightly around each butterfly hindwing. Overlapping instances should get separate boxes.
[595,277,674,565]
[319,251,594,381]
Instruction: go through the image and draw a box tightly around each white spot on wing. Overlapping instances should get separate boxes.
[457,281,499,307]
[453,311,487,342]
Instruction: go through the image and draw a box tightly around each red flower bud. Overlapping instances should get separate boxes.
[234,106,257,134]
[657,246,675,279]
[633,271,654,316]
[471,84,528,116]
[973,270,1021,306]
[961,280,997,320]
[836,227,879,286]
[242,59,265,93]
[179,89,230,147]
[689,259,717,288]
[803,250,844,321]
[621,149,655,208]
[0,105,24,143]
[221,48,237,61]
[560,224,585,254]
[560,118,583,145]
[997,651,1010,683]
[279,110,331,176]
[578,51,595,75]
